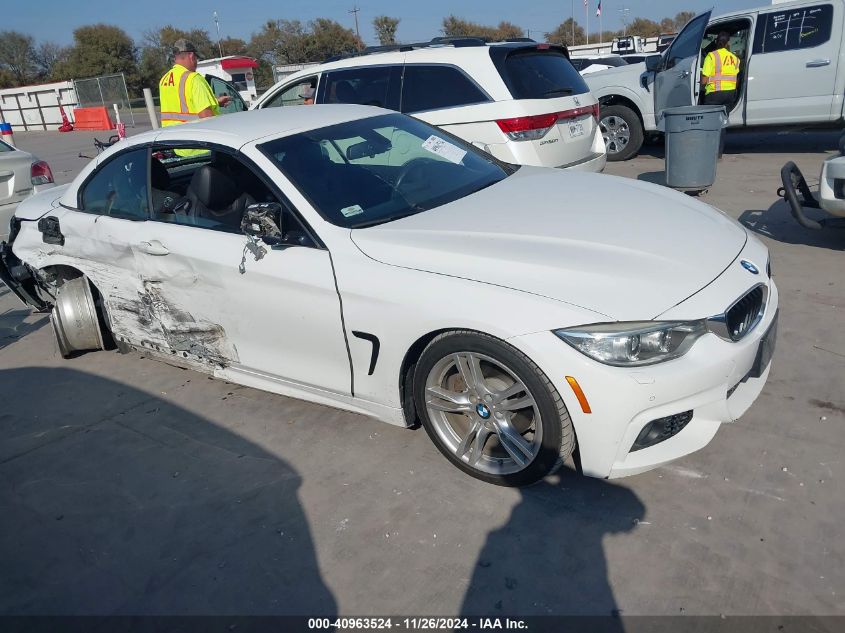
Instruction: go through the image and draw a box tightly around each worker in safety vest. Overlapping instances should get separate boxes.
[159,39,230,127]
[700,32,740,108]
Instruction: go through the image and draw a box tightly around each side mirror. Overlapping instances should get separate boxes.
[645,55,662,72]
[242,202,284,244]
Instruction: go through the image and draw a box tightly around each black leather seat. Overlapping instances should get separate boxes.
[185,164,255,232]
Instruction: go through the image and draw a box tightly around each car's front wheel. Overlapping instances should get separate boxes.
[600,104,643,161]
[414,331,574,486]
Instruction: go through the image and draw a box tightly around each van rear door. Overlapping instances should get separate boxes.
[746,2,841,125]
[653,11,712,114]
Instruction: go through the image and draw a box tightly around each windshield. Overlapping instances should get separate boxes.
[260,113,514,228]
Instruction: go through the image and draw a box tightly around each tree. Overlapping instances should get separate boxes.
[373,15,400,46]
[138,26,217,90]
[0,31,36,85]
[34,42,70,80]
[218,37,247,56]
[545,19,586,47]
[308,18,363,59]
[53,25,139,92]
[660,18,675,34]
[673,11,696,31]
[441,16,524,41]
[627,17,661,38]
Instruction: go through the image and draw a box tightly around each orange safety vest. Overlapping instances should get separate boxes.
[703,48,740,95]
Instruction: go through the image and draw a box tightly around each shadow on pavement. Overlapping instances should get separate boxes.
[461,470,644,625]
[0,367,336,616]
[638,128,841,160]
[739,199,845,252]
[0,307,47,350]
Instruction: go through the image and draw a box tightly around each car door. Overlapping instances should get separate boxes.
[653,11,712,114]
[45,146,157,345]
[259,75,320,108]
[140,145,351,395]
[746,3,840,125]
[206,75,248,114]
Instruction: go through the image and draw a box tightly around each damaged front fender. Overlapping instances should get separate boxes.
[0,238,51,312]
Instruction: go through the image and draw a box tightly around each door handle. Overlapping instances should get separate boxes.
[138,240,169,256]
[806,59,831,67]
[681,70,690,78]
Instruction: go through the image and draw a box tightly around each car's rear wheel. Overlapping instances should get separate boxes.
[414,331,574,486]
[600,104,643,161]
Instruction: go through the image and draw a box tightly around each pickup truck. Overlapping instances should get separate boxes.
[586,0,844,160]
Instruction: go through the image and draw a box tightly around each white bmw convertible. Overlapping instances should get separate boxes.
[0,106,777,486]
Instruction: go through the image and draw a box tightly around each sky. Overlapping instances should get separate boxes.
[9,0,765,47]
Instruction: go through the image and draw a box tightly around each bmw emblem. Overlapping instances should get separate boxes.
[476,404,491,419]
[741,260,759,275]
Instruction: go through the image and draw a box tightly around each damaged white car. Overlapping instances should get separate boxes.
[0,106,778,486]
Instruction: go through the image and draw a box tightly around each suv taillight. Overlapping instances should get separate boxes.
[31,160,54,186]
[496,104,600,142]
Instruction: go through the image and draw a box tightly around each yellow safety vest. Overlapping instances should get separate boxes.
[158,64,218,127]
[703,48,740,95]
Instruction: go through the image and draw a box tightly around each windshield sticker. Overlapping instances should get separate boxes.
[341,204,364,218]
[422,135,467,164]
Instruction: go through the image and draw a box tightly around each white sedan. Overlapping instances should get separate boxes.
[0,106,778,486]
[0,139,55,242]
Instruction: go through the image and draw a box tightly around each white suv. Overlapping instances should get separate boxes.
[252,38,607,172]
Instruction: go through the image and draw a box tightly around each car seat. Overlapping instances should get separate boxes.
[184,165,255,232]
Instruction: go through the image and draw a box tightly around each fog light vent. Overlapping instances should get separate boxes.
[631,410,693,452]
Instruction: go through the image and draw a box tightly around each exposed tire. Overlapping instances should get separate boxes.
[600,104,644,162]
[413,330,574,487]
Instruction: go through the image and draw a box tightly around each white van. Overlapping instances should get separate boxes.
[586,0,844,160]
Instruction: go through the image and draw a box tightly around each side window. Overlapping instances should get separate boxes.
[149,149,313,245]
[322,66,396,108]
[401,65,489,113]
[264,77,318,108]
[207,76,247,113]
[665,14,710,68]
[80,148,149,220]
[753,4,833,54]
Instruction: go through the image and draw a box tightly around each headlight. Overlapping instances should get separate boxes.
[554,321,707,367]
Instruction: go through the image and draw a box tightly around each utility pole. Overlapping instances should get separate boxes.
[349,6,361,43]
[618,6,631,38]
[213,11,224,58]
[571,0,575,45]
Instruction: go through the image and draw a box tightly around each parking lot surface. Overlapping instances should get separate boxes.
[1,125,843,617]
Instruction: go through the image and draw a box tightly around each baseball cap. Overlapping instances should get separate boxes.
[300,87,316,99]
[173,39,198,55]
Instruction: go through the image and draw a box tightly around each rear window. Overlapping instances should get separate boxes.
[497,50,589,99]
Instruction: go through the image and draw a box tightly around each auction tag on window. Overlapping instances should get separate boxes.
[422,135,466,164]
[341,204,364,218]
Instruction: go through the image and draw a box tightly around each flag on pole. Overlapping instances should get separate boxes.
[596,0,602,16]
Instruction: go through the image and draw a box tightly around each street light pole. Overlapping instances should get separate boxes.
[213,11,224,58]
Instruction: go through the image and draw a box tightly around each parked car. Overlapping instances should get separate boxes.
[0,140,55,242]
[587,0,845,160]
[570,55,629,75]
[657,33,677,52]
[0,107,777,486]
[251,38,607,172]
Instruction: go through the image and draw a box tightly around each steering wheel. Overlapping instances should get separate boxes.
[393,157,439,194]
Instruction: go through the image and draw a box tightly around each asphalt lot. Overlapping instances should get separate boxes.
[1,123,844,618]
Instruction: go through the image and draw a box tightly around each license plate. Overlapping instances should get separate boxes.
[567,121,585,139]
[749,311,778,379]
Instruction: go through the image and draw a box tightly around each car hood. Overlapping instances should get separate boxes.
[350,168,747,320]
[584,63,645,89]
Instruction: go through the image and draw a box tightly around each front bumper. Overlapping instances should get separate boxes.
[510,278,779,479]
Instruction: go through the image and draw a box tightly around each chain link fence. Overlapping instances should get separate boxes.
[73,73,136,126]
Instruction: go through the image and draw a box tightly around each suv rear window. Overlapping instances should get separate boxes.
[496,50,589,99]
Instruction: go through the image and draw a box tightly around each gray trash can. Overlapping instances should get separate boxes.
[658,105,728,191]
